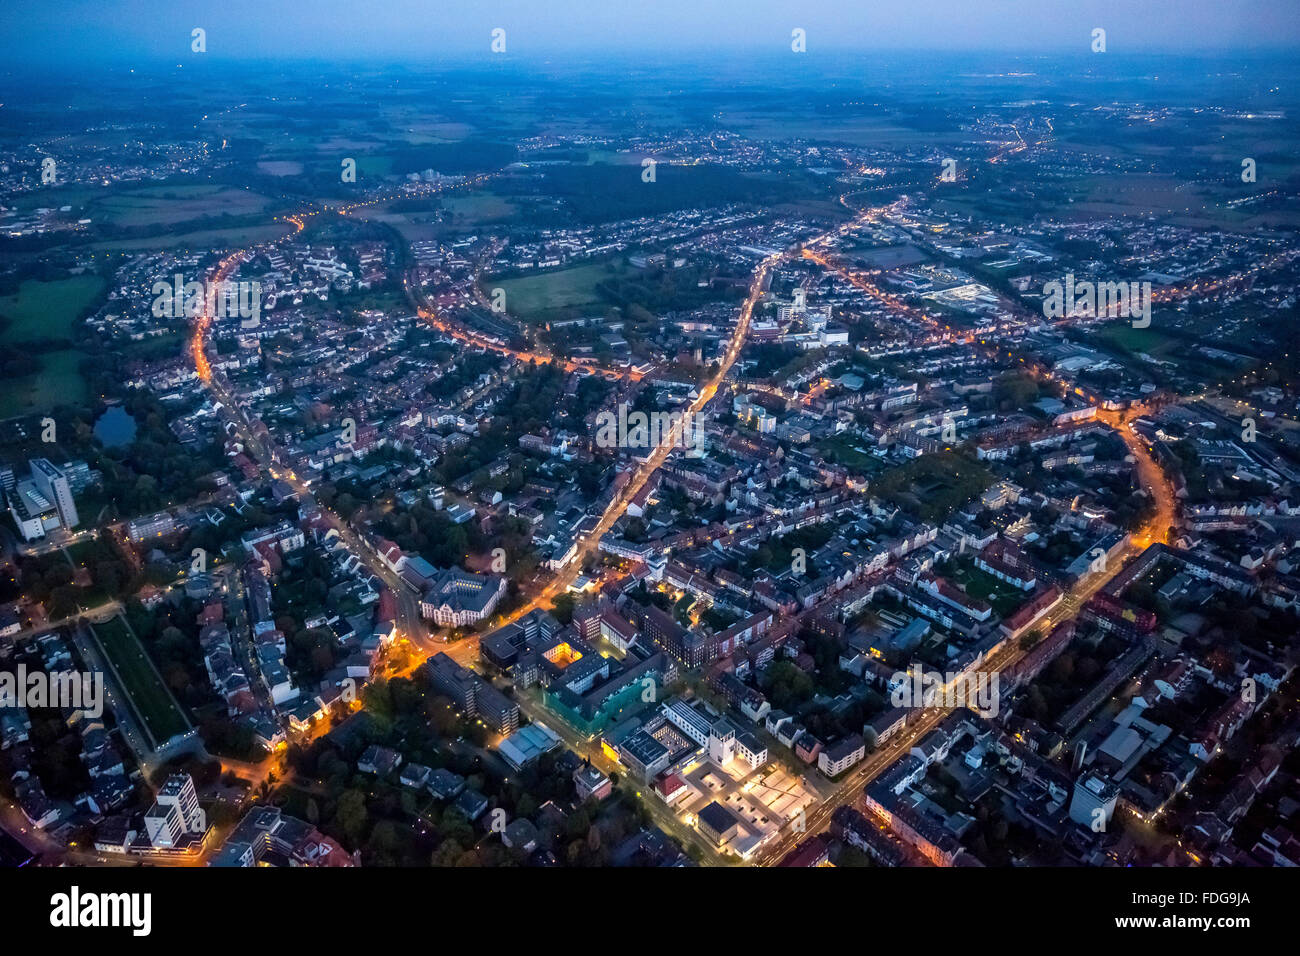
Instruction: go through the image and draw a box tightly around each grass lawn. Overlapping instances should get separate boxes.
[874,451,995,523]
[65,540,100,566]
[355,155,394,177]
[816,434,883,472]
[1091,322,1178,357]
[0,275,104,418]
[948,560,1030,619]
[91,616,191,746]
[88,222,292,252]
[442,192,518,224]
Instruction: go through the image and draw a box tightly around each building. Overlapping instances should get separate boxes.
[618,728,672,781]
[777,834,832,867]
[143,774,206,850]
[30,458,78,531]
[830,805,907,866]
[735,731,768,770]
[708,718,737,766]
[420,568,506,626]
[1000,585,1063,639]
[5,480,59,541]
[476,681,520,734]
[627,601,714,667]
[697,800,741,846]
[1069,773,1120,830]
[493,723,561,770]
[426,652,478,714]
[209,806,354,867]
[240,520,305,555]
[573,763,612,801]
[127,511,176,543]
[818,734,867,777]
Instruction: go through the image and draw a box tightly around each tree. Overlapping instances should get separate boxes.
[1018,629,1043,651]
[336,789,369,846]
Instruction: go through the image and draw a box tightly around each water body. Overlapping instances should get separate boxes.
[93,405,137,448]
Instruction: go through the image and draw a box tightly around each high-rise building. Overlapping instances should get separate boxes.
[5,481,56,542]
[144,774,206,849]
[29,459,78,531]
[1068,773,1119,830]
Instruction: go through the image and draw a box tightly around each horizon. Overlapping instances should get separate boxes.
[2,0,1299,69]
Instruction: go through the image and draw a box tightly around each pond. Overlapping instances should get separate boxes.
[93,404,137,448]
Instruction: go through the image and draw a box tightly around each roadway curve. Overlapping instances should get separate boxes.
[185,175,1182,868]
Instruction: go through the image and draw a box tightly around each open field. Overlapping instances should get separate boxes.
[87,222,293,252]
[5,185,100,215]
[0,274,104,343]
[492,262,615,317]
[815,434,885,471]
[0,350,89,419]
[442,192,518,224]
[89,184,272,227]
[256,160,304,177]
[1090,322,1181,357]
[949,560,1029,619]
[90,616,191,747]
[874,451,995,522]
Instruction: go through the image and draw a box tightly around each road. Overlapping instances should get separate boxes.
[748,239,1184,865]
[2,599,121,641]
[491,205,885,624]
[182,169,1184,868]
[403,271,639,382]
[194,354,427,645]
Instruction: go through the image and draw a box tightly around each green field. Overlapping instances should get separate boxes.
[89,184,271,227]
[816,434,884,471]
[874,451,995,522]
[0,275,103,418]
[0,274,105,343]
[91,616,191,746]
[0,350,89,419]
[492,262,615,318]
[87,222,292,252]
[1091,322,1178,357]
[442,192,518,224]
[354,155,394,176]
